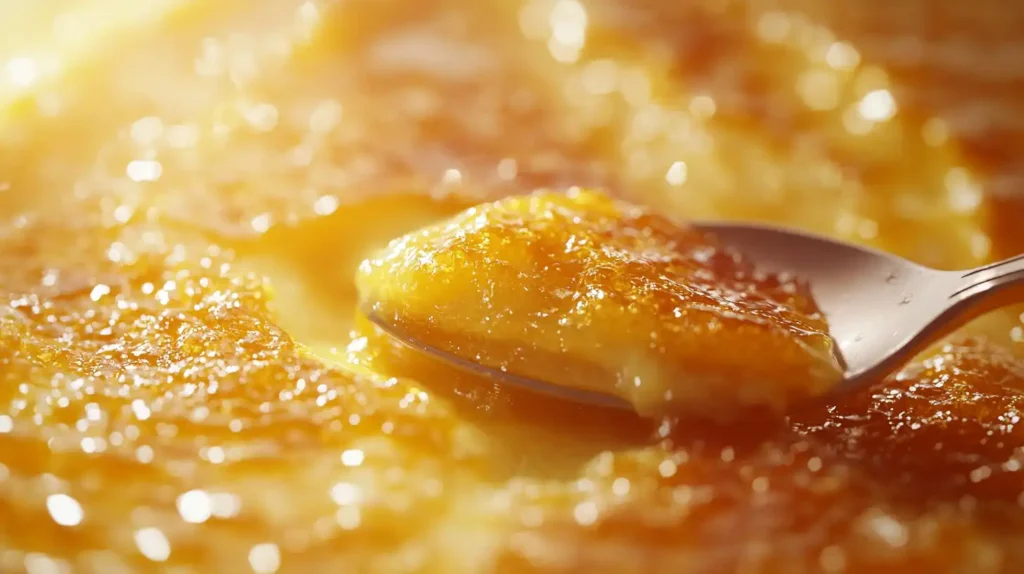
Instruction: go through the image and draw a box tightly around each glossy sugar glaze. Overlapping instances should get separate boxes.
[2,0,1024,573]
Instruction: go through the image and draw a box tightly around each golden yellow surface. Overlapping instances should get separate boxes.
[2,1,1024,573]
[359,189,840,418]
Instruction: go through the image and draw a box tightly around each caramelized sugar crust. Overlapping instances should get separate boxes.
[2,0,1024,573]
[359,189,840,417]
[4,216,1024,573]
[0,220,495,572]
[346,319,1024,573]
[6,219,1023,573]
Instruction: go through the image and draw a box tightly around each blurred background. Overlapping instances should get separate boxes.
[4,0,1021,347]
[0,0,1022,339]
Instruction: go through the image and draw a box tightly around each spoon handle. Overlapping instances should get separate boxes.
[949,254,1024,310]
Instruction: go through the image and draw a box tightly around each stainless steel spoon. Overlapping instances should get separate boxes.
[365,222,1024,410]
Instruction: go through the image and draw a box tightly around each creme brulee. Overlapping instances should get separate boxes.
[6,2,1024,573]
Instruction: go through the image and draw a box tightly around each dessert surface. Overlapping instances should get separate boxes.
[2,1,1024,573]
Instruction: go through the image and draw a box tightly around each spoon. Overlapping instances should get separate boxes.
[365,221,1024,410]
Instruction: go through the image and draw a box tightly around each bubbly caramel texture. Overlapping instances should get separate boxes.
[4,0,1024,573]
[341,319,1024,574]
[359,189,840,417]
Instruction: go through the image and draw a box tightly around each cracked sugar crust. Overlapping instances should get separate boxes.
[358,189,841,418]
[5,213,1024,573]
[5,0,1024,572]
[341,310,1024,573]
[0,219,494,573]
[483,339,1024,574]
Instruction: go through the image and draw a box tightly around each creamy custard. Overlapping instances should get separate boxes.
[3,1,1024,573]
[358,189,841,418]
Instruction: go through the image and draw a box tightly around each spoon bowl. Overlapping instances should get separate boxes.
[367,221,1024,409]
[364,311,634,410]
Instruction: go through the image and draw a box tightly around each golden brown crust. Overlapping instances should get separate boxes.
[0,220,491,572]
[2,0,1024,572]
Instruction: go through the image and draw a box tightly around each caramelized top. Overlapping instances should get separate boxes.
[3,1,1024,573]
[341,315,1024,573]
[0,220,496,572]
[490,338,1024,574]
[359,189,840,417]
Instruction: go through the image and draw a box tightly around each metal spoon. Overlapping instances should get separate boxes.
[365,221,1024,410]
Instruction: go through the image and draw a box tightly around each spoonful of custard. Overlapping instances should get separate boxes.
[357,189,842,418]
[357,189,1024,418]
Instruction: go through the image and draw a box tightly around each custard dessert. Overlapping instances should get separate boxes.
[5,1,1024,573]
[358,189,841,417]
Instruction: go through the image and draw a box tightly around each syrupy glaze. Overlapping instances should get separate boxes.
[359,189,840,418]
[3,0,1024,573]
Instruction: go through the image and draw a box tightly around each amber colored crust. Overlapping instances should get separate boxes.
[358,189,841,417]
[4,0,1024,573]
[347,316,1024,574]
[5,211,1024,573]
